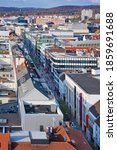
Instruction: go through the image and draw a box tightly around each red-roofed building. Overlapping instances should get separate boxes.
[0,133,10,150]
[12,142,76,150]
[10,126,76,150]
[68,128,93,150]
[51,125,70,142]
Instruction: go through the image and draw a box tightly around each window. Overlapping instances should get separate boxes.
[8,100,16,103]
[40,125,44,131]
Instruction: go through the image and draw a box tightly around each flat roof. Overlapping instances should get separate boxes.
[0,90,16,97]
[0,113,21,127]
[50,52,96,58]
[10,131,30,142]
[24,104,57,114]
[30,131,47,140]
[67,73,100,94]
[0,133,10,150]
[11,142,76,150]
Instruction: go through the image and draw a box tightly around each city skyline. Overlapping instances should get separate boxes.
[0,0,100,8]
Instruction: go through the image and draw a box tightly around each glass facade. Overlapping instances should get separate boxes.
[51,57,97,64]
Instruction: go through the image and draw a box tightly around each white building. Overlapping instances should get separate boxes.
[81,9,93,21]
[49,30,74,37]
[46,49,98,72]
[95,13,100,20]
[65,71,100,132]
[58,23,89,34]
[17,62,63,131]
[0,68,14,81]
[0,89,16,104]
[0,38,17,104]
[0,30,9,42]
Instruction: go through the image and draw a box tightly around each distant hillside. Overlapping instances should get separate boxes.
[0,5,100,16]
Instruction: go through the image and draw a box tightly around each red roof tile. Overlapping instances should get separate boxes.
[68,128,93,150]
[52,126,70,142]
[0,133,10,150]
[11,142,76,150]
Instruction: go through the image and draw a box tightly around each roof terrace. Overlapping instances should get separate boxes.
[24,102,57,114]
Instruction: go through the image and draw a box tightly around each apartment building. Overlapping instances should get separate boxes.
[0,30,9,42]
[0,125,93,150]
[16,59,63,131]
[49,30,74,37]
[36,33,55,65]
[58,23,89,34]
[81,9,93,21]
[64,70,100,132]
[0,37,17,104]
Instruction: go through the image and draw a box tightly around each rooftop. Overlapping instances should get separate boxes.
[0,113,21,127]
[50,125,70,142]
[30,131,48,140]
[68,128,93,150]
[50,51,95,58]
[17,61,53,100]
[24,104,57,114]
[89,100,100,118]
[67,73,100,94]
[47,45,99,58]
[0,90,16,97]
[11,125,75,150]
[11,142,76,150]
[10,131,30,142]
[0,133,10,150]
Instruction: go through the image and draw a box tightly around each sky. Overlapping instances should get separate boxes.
[0,0,100,8]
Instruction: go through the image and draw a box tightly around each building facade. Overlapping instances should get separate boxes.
[64,72,100,132]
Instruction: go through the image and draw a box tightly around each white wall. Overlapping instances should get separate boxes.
[65,74,100,129]
[19,100,63,131]
[0,31,9,40]
[0,57,11,65]
[23,113,63,130]
[0,96,16,104]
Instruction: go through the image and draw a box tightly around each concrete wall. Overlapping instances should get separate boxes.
[23,113,63,131]
[19,100,63,131]
[0,96,16,104]
[65,74,100,130]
